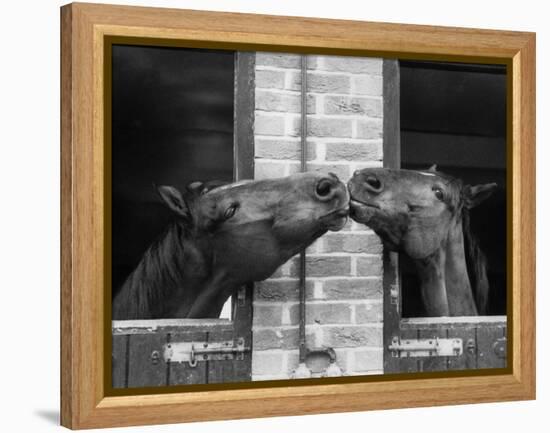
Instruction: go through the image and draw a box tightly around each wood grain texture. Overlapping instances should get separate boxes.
[60,2,536,429]
[514,32,536,396]
[60,4,74,428]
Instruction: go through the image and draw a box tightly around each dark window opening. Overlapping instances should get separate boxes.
[399,60,507,317]
[111,45,235,304]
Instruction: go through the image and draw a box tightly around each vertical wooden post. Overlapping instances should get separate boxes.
[234,52,255,181]
[233,51,255,379]
[382,59,401,373]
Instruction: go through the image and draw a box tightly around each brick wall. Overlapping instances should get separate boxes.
[252,52,384,380]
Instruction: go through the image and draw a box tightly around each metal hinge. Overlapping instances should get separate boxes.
[163,337,249,367]
[493,337,507,359]
[237,285,246,307]
[389,336,463,358]
[390,284,399,306]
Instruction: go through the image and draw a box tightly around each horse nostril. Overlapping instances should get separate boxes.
[316,179,333,198]
[327,172,339,181]
[365,175,382,191]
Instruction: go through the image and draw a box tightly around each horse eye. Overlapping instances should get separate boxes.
[316,179,332,197]
[433,187,444,201]
[223,205,238,220]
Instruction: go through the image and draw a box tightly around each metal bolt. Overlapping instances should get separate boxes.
[151,351,160,365]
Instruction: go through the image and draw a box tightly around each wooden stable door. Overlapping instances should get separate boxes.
[384,317,507,373]
[382,251,507,373]
[112,285,253,388]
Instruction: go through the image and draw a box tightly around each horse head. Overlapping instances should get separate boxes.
[347,166,497,316]
[347,166,496,259]
[114,172,349,319]
[158,172,349,285]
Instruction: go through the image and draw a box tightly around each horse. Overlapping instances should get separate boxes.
[113,172,349,319]
[348,165,497,316]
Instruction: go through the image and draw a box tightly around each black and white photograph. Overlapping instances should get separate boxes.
[4,0,547,431]
[109,45,507,388]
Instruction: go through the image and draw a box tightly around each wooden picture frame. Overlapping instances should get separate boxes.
[61,2,535,429]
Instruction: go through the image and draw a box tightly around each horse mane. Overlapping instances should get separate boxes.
[112,222,191,320]
[461,208,490,315]
[112,181,231,320]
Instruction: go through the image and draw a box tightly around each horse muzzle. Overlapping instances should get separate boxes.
[320,204,350,231]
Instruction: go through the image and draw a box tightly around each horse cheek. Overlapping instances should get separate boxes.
[215,230,282,282]
[404,229,439,259]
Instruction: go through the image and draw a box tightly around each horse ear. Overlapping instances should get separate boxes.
[427,164,438,173]
[464,183,498,209]
[156,185,190,218]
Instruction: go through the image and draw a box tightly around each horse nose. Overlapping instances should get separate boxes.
[315,176,345,202]
[362,173,383,194]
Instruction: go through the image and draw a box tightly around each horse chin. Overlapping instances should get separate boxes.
[326,215,348,231]
[320,206,349,232]
[349,199,378,224]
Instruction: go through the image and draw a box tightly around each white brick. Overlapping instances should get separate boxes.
[255,114,285,136]
[325,141,382,161]
[356,119,383,139]
[322,56,383,74]
[254,160,290,179]
[288,71,351,94]
[306,162,351,181]
[324,96,382,118]
[353,349,383,372]
[256,52,301,68]
[286,115,302,136]
[255,138,316,160]
[307,117,353,138]
[353,75,383,96]
[256,69,286,89]
[252,352,285,376]
[256,90,300,113]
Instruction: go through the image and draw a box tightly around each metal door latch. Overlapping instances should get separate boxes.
[163,337,249,367]
[389,336,463,358]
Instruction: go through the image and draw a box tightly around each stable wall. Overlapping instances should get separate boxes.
[251,52,386,380]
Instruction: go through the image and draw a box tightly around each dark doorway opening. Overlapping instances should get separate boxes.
[399,61,507,317]
[111,45,235,298]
